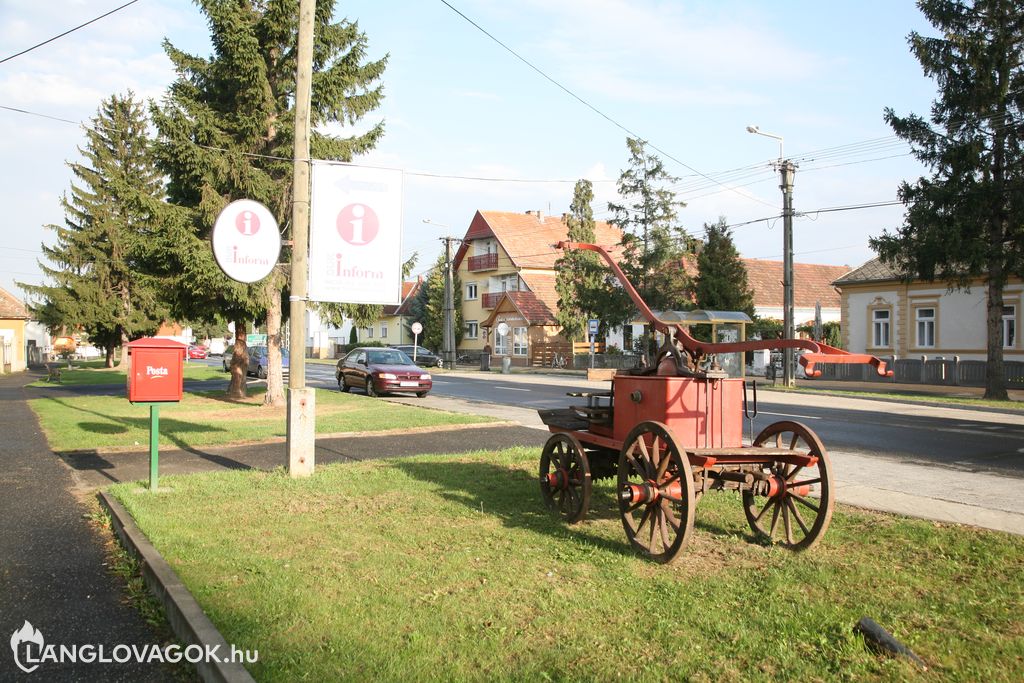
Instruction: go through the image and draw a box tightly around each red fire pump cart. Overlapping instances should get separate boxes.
[537,242,891,563]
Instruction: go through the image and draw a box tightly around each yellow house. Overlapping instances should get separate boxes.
[357,279,422,347]
[0,286,30,373]
[453,210,622,366]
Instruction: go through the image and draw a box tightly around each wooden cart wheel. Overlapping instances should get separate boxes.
[539,433,592,523]
[617,421,695,563]
[743,420,834,550]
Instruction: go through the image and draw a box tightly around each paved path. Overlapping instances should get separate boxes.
[0,372,175,682]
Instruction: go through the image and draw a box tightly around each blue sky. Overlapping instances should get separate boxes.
[1,0,938,299]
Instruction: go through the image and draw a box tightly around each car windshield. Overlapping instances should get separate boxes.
[368,350,413,366]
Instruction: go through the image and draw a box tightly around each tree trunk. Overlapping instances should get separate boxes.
[263,272,286,407]
[104,345,115,368]
[227,319,249,400]
[984,279,1008,400]
[116,330,130,368]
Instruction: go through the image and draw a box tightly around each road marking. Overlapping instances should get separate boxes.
[757,411,821,420]
[496,386,531,392]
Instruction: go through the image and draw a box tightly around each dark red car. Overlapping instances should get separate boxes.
[336,347,432,397]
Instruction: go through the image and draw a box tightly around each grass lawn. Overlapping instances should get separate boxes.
[110,448,1024,682]
[767,385,1023,412]
[29,363,225,387]
[29,388,492,452]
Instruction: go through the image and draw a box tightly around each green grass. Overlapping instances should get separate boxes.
[29,363,225,387]
[28,388,492,452]
[110,448,1024,682]
[770,385,1023,411]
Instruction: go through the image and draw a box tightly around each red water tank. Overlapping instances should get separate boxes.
[127,338,187,403]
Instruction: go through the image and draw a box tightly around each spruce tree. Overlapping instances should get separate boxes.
[695,218,755,316]
[152,0,387,402]
[20,93,167,367]
[412,253,462,352]
[870,0,1023,400]
[555,180,604,341]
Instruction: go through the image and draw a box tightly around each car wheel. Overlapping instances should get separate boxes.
[338,374,350,392]
[416,391,428,398]
[366,379,379,397]
[257,365,266,379]
[436,358,443,368]
[223,360,230,372]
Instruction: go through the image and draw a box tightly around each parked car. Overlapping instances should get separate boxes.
[391,344,443,368]
[222,346,290,379]
[187,345,208,360]
[336,347,432,397]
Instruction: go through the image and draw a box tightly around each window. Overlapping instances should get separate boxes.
[465,320,479,339]
[494,329,508,355]
[366,326,374,339]
[466,282,478,300]
[498,274,519,292]
[1003,305,1017,348]
[915,307,935,348]
[380,322,388,339]
[622,325,633,353]
[512,327,528,356]
[871,309,890,348]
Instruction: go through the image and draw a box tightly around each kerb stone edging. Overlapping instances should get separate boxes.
[98,491,257,683]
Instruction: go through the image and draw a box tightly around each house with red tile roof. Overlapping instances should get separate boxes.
[356,279,423,346]
[453,210,622,366]
[741,258,849,325]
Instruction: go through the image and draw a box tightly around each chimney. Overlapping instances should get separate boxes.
[536,210,543,222]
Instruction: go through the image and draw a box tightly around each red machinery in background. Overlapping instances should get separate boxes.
[537,242,892,563]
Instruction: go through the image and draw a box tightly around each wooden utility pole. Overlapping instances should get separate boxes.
[287,0,315,477]
[442,236,456,369]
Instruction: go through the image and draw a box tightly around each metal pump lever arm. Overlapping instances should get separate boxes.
[556,241,892,378]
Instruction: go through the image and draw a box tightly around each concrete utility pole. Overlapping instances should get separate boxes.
[286,0,316,477]
[442,236,456,370]
[781,160,796,388]
[747,125,797,388]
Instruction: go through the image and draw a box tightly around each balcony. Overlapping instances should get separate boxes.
[467,253,498,272]
[482,292,503,309]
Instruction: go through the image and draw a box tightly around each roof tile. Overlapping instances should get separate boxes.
[0,287,29,319]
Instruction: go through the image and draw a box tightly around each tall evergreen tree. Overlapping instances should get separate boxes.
[151,0,387,402]
[20,93,167,367]
[555,180,604,341]
[695,218,755,316]
[870,0,1023,400]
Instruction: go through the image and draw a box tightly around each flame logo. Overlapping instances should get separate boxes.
[10,621,44,673]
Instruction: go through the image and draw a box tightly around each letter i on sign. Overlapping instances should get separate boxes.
[349,205,366,244]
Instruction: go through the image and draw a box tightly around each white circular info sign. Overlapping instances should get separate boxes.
[212,199,281,283]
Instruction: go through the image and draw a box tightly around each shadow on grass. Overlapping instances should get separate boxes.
[80,422,129,435]
[393,459,638,559]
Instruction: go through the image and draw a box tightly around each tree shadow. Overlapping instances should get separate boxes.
[392,459,637,559]
[79,422,129,435]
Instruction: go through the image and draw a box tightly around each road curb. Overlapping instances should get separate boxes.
[98,491,257,683]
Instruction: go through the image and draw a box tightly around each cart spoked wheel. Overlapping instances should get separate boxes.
[743,420,834,550]
[539,433,591,523]
[617,421,695,564]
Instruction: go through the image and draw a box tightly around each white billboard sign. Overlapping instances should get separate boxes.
[211,199,281,283]
[309,162,403,305]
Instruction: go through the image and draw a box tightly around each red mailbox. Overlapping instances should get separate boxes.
[127,338,187,403]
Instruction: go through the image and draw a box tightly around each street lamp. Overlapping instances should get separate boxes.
[747,124,796,388]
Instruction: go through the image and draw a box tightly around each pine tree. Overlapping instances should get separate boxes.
[870,0,1024,400]
[151,0,387,402]
[555,180,604,341]
[20,93,167,367]
[695,218,755,316]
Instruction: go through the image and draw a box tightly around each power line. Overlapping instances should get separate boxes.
[437,0,778,209]
[0,0,143,65]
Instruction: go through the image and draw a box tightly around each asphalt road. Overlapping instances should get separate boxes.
[139,359,1024,479]
[301,365,1024,479]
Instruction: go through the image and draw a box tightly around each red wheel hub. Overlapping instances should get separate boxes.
[767,475,811,498]
[545,469,570,491]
